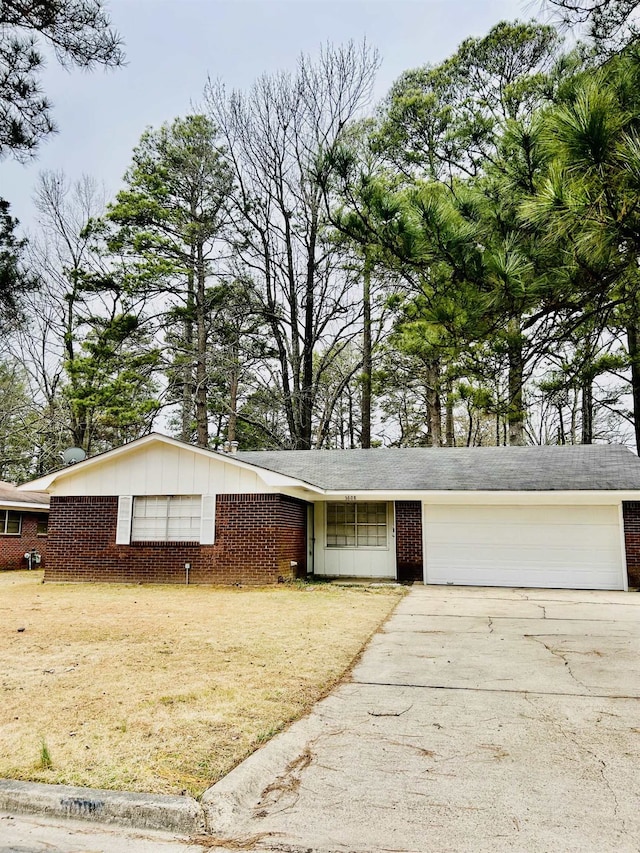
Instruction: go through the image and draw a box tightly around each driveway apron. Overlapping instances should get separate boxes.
[202,586,640,853]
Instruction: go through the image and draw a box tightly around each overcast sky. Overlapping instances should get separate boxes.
[2,0,538,233]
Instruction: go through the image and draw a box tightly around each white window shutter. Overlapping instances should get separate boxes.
[116,495,133,545]
[200,495,216,544]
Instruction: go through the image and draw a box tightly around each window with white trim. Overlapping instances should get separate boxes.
[326,502,387,548]
[1,510,22,535]
[132,496,201,542]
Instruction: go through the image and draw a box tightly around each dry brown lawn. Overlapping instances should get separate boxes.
[0,571,402,797]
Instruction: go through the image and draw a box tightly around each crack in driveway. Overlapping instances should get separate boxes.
[524,636,592,693]
[523,694,627,836]
[201,588,640,852]
[351,679,640,699]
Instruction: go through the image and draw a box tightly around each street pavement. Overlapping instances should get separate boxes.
[0,811,204,852]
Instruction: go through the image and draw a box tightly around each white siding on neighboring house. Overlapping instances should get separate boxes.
[423,504,625,590]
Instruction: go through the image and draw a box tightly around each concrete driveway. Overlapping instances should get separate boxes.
[203,586,640,853]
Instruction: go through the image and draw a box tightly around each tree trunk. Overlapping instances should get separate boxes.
[445,382,455,447]
[227,367,238,444]
[425,359,442,447]
[65,288,88,451]
[262,235,297,444]
[349,388,355,448]
[299,211,319,450]
[181,244,196,442]
[361,251,372,449]
[557,405,566,445]
[507,317,525,446]
[570,391,578,444]
[581,379,593,444]
[195,242,209,447]
[627,317,640,453]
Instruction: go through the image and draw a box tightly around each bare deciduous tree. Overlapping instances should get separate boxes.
[205,41,380,449]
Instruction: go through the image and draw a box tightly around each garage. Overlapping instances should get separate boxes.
[423,503,626,590]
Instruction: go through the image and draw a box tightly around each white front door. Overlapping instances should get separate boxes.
[423,503,625,590]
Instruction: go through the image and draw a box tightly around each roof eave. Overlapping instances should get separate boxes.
[0,499,49,510]
[309,488,640,502]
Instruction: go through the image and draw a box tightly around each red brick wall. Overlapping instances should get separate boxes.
[277,496,308,579]
[395,501,423,583]
[45,494,309,585]
[0,512,47,571]
[623,502,640,588]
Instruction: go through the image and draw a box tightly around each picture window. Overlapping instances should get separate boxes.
[326,502,387,548]
[132,496,200,542]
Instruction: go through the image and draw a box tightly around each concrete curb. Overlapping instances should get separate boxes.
[0,778,206,835]
[201,700,335,835]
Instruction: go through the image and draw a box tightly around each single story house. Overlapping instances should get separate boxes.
[0,480,49,570]
[19,432,640,590]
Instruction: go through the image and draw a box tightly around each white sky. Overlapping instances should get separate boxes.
[2,0,537,233]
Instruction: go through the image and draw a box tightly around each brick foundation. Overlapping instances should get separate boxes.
[623,502,640,588]
[45,494,309,585]
[0,512,47,570]
[395,501,423,583]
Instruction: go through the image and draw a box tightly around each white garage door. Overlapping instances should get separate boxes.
[423,504,625,590]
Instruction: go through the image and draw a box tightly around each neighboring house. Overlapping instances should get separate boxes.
[18,432,640,590]
[0,481,49,570]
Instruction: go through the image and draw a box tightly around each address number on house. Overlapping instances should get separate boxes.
[344,495,357,502]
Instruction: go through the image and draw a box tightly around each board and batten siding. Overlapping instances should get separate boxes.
[47,444,275,497]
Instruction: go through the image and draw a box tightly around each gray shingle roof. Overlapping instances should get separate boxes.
[0,480,49,506]
[234,445,640,491]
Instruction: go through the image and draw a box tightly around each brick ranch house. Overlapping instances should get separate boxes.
[18,432,640,590]
[0,480,49,570]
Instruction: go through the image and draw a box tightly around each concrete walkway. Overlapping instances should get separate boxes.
[202,586,640,852]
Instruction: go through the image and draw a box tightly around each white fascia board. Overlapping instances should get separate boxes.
[279,486,327,500]
[254,469,324,492]
[18,473,58,492]
[315,489,640,505]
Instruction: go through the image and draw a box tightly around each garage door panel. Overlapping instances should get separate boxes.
[429,543,621,566]
[426,504,618,526]
[427,561,621,584]
[426,566,622,589]
[427,523,620,550]
[423,504,624,590]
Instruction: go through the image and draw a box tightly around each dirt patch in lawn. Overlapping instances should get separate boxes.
[0,571,403,797]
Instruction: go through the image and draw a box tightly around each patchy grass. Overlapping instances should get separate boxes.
[0,571,403,797]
